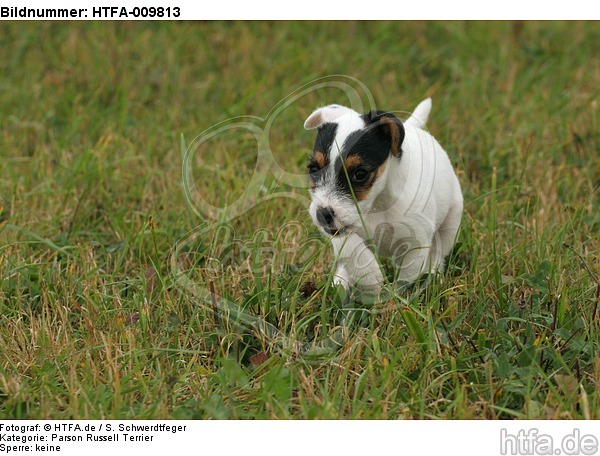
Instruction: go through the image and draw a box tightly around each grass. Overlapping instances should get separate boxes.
[0,21,598,419]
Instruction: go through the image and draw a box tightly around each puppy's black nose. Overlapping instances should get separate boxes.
[316,206,335,226]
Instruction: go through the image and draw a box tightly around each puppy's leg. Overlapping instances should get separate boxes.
[430,193,463,272]
[331,233,383,293]
[382,218,433,284]
[395,243,432,284]
[333,264,350,289]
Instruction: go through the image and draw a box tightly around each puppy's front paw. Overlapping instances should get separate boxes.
[332,233,384,295]
[333,265,350,290]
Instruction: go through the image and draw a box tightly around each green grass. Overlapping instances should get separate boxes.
[0,21,599,419]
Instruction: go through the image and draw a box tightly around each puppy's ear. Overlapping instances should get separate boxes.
[304,105,346,130]
[363,111,405,157]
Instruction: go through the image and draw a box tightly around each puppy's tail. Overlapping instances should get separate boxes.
[405,98,432,129]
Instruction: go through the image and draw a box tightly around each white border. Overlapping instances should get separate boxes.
[0,420,599,456]
[1,0,598,19]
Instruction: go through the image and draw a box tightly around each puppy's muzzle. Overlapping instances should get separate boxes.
[316,206,335,227]
[316,206,346,236]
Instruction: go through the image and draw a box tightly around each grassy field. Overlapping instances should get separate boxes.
[0,22,598,419]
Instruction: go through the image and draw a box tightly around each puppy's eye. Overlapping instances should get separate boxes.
[352,168,369,183]
[307,164,320,174]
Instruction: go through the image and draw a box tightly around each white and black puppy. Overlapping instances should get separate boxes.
[304,99,463,294]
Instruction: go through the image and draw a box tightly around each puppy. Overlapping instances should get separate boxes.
[304,99,463,294]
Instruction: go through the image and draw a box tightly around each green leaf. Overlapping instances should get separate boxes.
[203,394,230,419]
[516,345,537,367]
[522,260,552,293]
[496,352,512,379]
[401,309,426,346]
[263,366,293,403]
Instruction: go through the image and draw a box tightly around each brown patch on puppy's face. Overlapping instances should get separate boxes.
[379,116,402,157]
[307,151,330,192]
[349,159,387,202]
[336,150,388,202]
[343,154,363,171]
[314,150,327,169]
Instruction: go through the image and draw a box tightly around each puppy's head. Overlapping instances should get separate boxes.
[304,105,405,236]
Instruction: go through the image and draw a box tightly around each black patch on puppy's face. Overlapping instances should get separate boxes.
[313,122,338,156]
[307,123,337,189]
[361,111,404,158]
[333,112,404,201]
